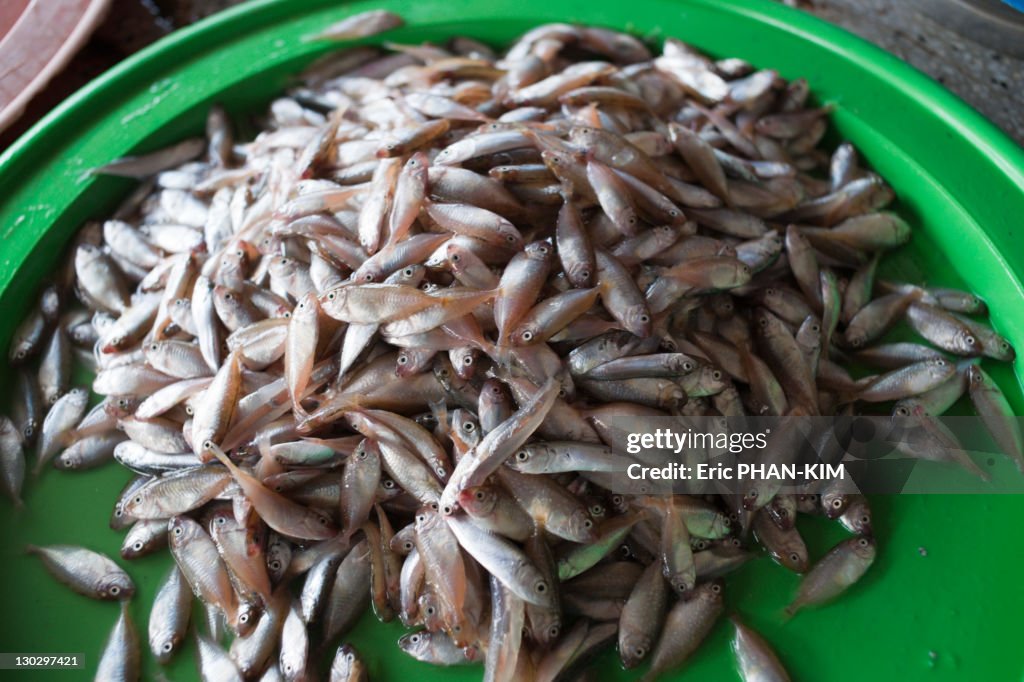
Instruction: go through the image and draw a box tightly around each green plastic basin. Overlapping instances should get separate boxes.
[0,1,1022,680]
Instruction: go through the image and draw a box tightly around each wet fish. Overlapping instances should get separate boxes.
[6,18,1019,681]
[785,537,876,616]
[731,615,791,682]
[27,544,134,601]
[95,601,141,682]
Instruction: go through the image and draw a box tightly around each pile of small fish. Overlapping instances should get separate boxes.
[3,10,1022,682]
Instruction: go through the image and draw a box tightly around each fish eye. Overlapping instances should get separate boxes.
[162,642,173,653]
[224,292,233,300]
[505,235,516,243]
[966,336,976,346]
[860,515,870,524]
[416,513,426,523]
[173,526,183,536]
[712,370,722,380]
[203,440,214,450]
[521,330,534,341]
[682,361,694,371]
[746,490,758,499]
[639,314,650,323]
[384,480,396,489]
[132,496,142,504]
[442,504,453,514]
[711,583,722,594]
[548,625,560,638]
[109,586,120,596]
[463,422,475,432]
[462,355,473,365]
[474,490,486,501]
[318,515,329,525]
[583,518,593,529]
[895,406,909,416]
[435,466,446,477]
[832,498,843,509]
[789,552,800,563]
[15,349,25,360]
[590,504,604,515]
[397,355,408,365]
[404,541,414,551]
[515,451,529,462]
[858,538,870,547]
[216,516,226,525]
[404,268,414,276]
[425,605,435,615]
[535,580,548,594]
[270,560,281,570]
[580,270,590,279]
[634,646,647,657]
[185,405,194,415]
[327,292,336,300]
[133,542,143,552]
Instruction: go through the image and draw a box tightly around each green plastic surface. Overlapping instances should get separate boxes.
[0,1,1023,680]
